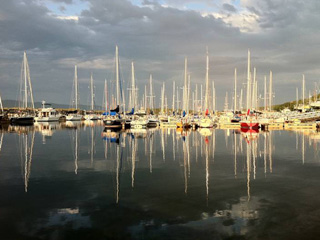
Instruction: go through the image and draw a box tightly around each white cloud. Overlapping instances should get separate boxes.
[56,15,79,21]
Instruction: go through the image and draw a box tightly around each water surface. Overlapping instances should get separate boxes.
[0,122,319,239]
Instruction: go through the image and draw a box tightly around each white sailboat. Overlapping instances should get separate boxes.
[85,73,99,120]
[66,65,82,121]
[177,57,191,129]
[11,51,35,125]
[199,48,215,128]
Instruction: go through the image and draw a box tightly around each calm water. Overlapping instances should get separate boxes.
[0,121,320,240]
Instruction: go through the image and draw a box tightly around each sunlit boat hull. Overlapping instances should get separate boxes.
[66,114,83,121]
[240,121,259,130]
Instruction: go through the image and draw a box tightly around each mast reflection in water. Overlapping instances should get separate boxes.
[0,122,319,239]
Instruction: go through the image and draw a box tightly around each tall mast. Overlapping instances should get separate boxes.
[302,74,305,111]
[204,47,209,112]
[24,51,28,108]
[149,74,154,111]
[115,46,120,107]
[161,82,165,114]
[200,84,203,112]
[183,57,188,111]
[246,49,251,111]
[104,79,108,112]
[195,84,198,113]
[0,92,3,112]
[176,88,179,112]
[131,61,136,110]
[144,85,147,110]
[264,76,267,111]
[234,68,237,112]
[90,73,94,111]
[74,65,78,109]
[252,67,256,110]
[187,74,191,114]
[269,71,273,111]
[172,81,175,113]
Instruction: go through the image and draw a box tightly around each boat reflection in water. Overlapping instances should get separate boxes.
[15,127,36,192]
[2,120,320,239]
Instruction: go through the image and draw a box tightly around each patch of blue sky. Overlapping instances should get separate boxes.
[44,0,89,16]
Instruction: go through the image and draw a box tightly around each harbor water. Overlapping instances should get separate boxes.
[0,121,319,239]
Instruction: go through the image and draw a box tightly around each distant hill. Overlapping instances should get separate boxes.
[2,99,103,110]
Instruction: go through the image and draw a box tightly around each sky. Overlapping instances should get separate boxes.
[0,0,320,110]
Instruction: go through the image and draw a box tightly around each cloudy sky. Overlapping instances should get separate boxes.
[0,0,319,109]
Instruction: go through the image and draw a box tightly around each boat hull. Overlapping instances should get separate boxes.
[10,116,34,125]
[35,116,60,122]
[103,119,123,130]
[240,122,259,130]
[66,115,83,121]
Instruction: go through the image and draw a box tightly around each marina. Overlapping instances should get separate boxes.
[1,1,320,239]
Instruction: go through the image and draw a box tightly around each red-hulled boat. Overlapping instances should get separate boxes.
[240,109,260,130]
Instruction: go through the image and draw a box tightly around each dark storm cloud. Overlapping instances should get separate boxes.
[0,0,319,108]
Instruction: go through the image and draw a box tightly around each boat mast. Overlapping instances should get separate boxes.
[204,47,209,113]
[0,92,3,112]
[90,73,94,111]
[269,70,273,111]
[74,65,78,110]
[131,61,136,110]
[246,49,251,111]
[234,68,237,112]
[172,81,175,114]
[187,74,190,114]
[22,51,35,110]
[24,51,28,109]
[252,67,256,110]
[264,76,267,111]
[115,46,120,108]
[302,74,305,112]
[183,57,188,113]
[161,82,165,115]
[144,85,147,111]
[104,79,108,112]
[149,74,154,112]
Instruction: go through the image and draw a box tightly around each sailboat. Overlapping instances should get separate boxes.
[66,65,83,121]
[177,57,191,129]
[104,46,124,130]
[146,74,159,128]
[11,51,35,125]
[240,50,259,130]
[129,62,149,128]
[84,73,99,120]
[199,48,215,128]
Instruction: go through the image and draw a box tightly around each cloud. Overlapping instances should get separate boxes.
[222,3,237,13]
[0,0,319,108]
